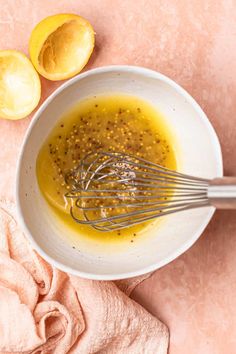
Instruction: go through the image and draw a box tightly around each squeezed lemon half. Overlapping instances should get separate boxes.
[29,14,95,81]
[0,50,41,120]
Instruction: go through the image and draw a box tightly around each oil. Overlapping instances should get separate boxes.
[36,94,177,243]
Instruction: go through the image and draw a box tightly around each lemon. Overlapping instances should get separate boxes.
[29,14,95,81]
[0,50,41,120]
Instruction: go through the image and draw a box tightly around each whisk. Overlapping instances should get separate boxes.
[65,152,236,231]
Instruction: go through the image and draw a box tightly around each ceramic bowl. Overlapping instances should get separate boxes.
[16,66,222,280]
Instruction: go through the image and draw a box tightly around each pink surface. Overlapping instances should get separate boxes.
[0,1,236,353]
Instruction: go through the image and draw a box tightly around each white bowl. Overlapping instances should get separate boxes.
[16,66,222,280]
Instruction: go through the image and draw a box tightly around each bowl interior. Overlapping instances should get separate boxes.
[17,66,222,279]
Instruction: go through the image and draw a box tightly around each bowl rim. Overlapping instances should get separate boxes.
[16,65,223,280]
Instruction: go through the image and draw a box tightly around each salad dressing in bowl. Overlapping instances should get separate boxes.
[36,94,177,243]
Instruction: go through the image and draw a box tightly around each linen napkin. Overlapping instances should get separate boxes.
[0,200,168,354]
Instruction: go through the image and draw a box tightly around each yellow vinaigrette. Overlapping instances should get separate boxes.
[36,95,177,243]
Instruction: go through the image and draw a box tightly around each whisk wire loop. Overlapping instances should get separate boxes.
[65,152,210,231]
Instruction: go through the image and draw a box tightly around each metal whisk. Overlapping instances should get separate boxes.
[65,152,236,231]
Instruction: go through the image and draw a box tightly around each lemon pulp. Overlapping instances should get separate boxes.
[39,20,93,76]
[0,50,40,120]
[29,14,95,81]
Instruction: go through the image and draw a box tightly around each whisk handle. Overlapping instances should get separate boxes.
[208,177,236,209]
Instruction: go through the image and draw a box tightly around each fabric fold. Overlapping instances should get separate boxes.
[0,201,168,354]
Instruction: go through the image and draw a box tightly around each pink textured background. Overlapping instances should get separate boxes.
[0,1,236,353]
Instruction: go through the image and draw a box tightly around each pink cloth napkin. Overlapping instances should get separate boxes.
[0,200,168,354]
